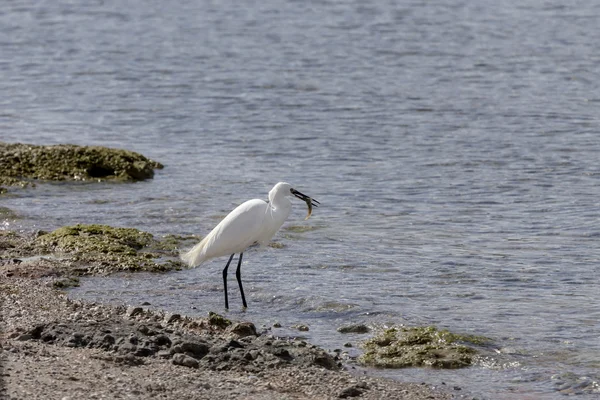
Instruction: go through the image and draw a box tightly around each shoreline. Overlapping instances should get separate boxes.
[0,275,458,400]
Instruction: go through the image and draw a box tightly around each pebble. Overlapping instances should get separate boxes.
[126,306,143,317]
[228,322,257,337]
[338,385,363,398]
[292,324,310,332]
[164,313,181,324]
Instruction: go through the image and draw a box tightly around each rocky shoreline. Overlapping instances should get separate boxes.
[1,277,460,400]
[0,143,468,399]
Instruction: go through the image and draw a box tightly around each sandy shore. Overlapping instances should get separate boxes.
[0,275,461,400]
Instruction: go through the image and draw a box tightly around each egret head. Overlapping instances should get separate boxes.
[269,182,320,208]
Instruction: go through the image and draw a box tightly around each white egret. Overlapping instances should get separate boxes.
[181,182,319,309]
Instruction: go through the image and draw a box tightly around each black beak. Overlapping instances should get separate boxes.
[291,188,320,207]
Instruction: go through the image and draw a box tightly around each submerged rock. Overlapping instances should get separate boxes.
[1,225,187,278]
[359,326,490,369]
[337,324,370,334]
[0,141,163,187]
[34,224,184,275]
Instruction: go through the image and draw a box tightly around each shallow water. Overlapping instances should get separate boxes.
[2,0,600,398]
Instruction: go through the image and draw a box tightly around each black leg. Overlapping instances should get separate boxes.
[235,252,247,308]
[222,254,235,309]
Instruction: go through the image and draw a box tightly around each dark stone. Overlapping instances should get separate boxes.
[41,332,56,342]
[226,340,244,349]
[164,313,181,324]
[127,306,144,317]
[312,353,339,370]
[338,385,363,398]
[228,322,257,338]
[154,334,171,347]
[180,342,209,359]
[118,342,137,354]
[337,324,370,334]
[272,348,293,361]
[28,324,45,339]
[102,334,115,345]
[138,325,150,335]
[172,353,199,369]
[134,347,154,357]
[16,334,32,341]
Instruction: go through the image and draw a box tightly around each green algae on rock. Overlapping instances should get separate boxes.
[359,326,490,369]
[34,224,185,275]
[208,312,232,329]
[52,276,81,289]
[0,142,163,184]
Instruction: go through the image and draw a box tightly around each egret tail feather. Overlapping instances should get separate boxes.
[181,238,209,267]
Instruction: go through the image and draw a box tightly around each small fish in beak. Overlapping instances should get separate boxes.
[290,188,320,220]
[304,197,313,220]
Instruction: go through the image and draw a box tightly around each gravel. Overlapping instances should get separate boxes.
[0,277,457,400]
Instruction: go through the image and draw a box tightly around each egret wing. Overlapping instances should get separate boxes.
[202,199,268,259]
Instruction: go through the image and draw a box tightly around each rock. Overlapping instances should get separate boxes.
[164,313,181,324]
[100,334,115,349]
[338,385,364,398]
[180,342,209,359]
[244,350,259,361]
[118,342,137,354]
[137,325,150,335]
[359,326,489,369]
[228,322,257,337]
[208,312,232,329]
[337,324,370,334]
[172,353,199,369]
[0,142,163,184]
[157,350,171,359]
[41,332,56,342]
[292,324,310,332]
[32,224,187,276]
[134,347,154,357]
[312,353,339,370]
[154,334,171,347]
[226,340,244,349]
[272,348,293,361]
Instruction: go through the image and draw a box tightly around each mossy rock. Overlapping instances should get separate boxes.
[208,312,232,329]
[34,224,185,275]
[0,206,19,220]
[359,326,490,369]
[0,142,163,184]
[53,276,81,289]
[154,234,200,251]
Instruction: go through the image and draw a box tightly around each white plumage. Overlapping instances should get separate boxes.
[181,182,319,309]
